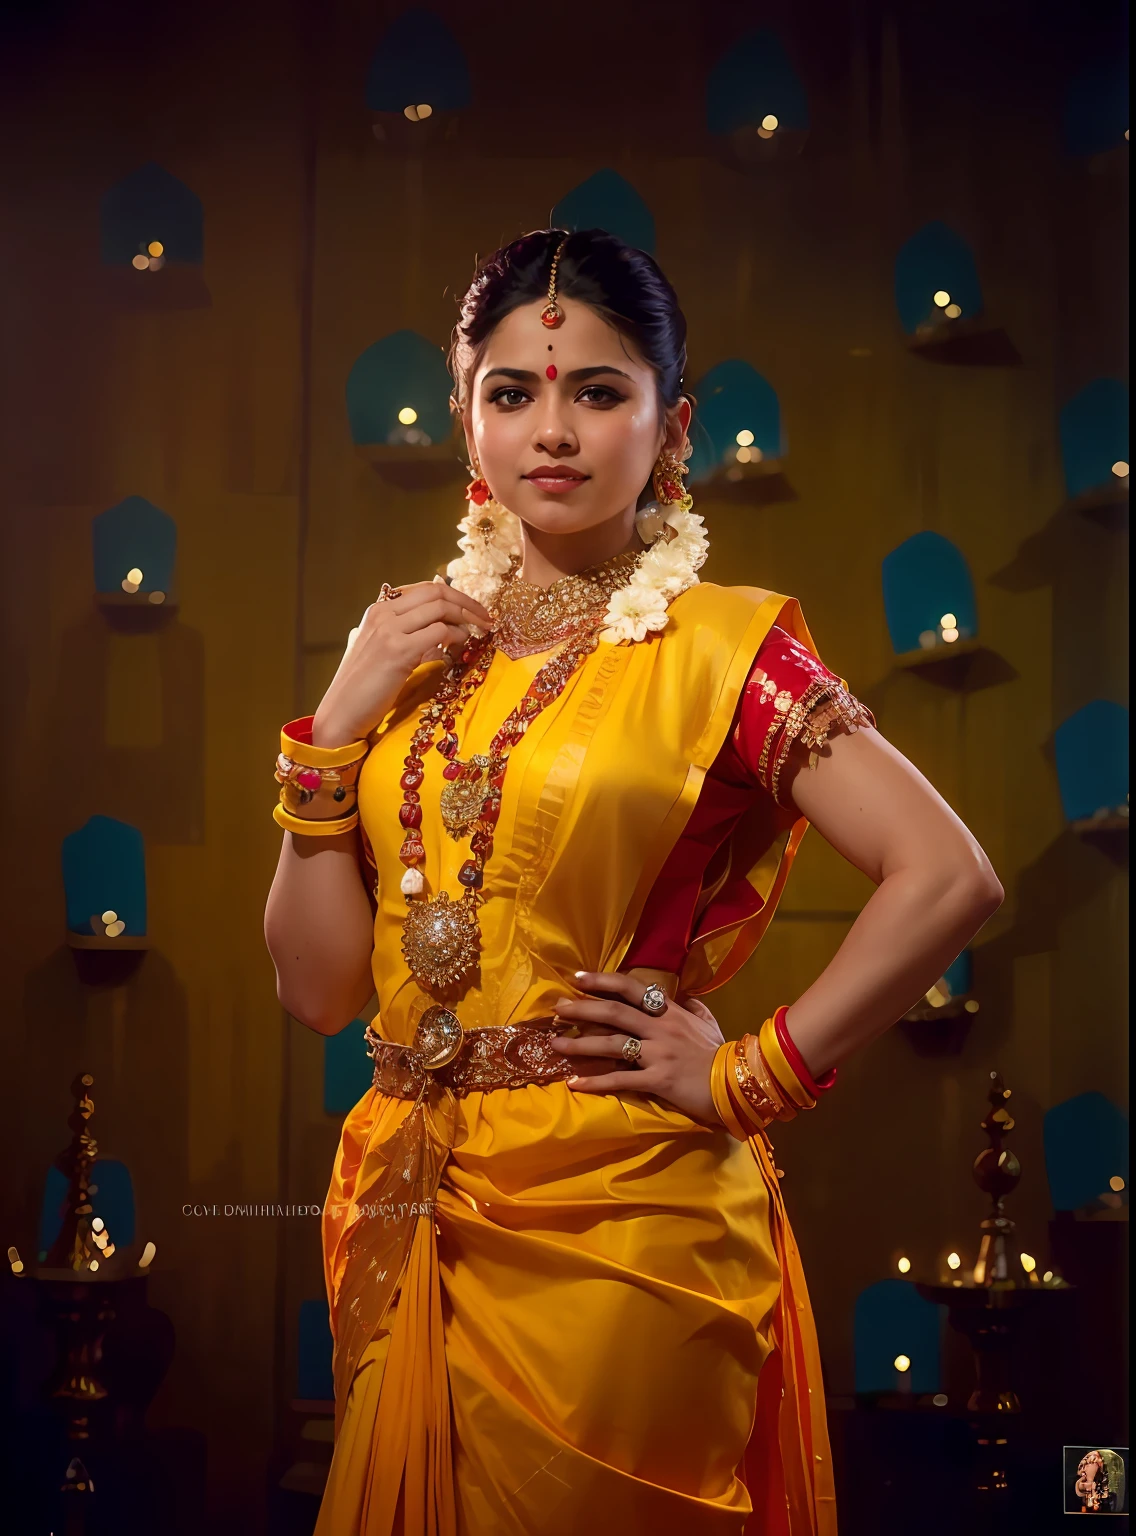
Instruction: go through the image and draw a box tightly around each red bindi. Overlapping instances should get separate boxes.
[546,364,557,380]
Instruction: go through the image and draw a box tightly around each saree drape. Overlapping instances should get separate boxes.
[315,584,837,1536]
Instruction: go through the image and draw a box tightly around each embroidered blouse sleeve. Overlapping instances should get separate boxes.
[732,626,875,807]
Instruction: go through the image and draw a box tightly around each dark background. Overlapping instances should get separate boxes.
[0,1,1127,1531]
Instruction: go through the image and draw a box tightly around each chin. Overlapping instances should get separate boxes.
[511,492,608,535]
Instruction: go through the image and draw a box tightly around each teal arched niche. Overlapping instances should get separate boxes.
[854,1279,944,1395]
[62,815,147,941]
[92,497,177,597]
[100,162,203,267]
[1059,379,1129,500]
[687,360,783,484]
[1053,700,1128,822]
[705,28,809,136]
[895,223,983,335]
[552,170,656,256]
[324,1019,374,1115]
[346,331,454,447]
[39,1157,136,1261]
[365,9,471,113]
[1044,1093,1128,1213]
[1063,53,1128,156]
[881,532,978,655]
[297,1298,335,1401]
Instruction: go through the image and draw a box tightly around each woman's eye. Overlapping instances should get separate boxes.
[577,386,624,406]
[489,387,530,408]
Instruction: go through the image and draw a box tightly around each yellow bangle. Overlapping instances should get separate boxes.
[710,1042,752,1140]
[757,1016,816,1112]
[273,801,359,836]
[280,717,369,768]
[730,1036,793,1130]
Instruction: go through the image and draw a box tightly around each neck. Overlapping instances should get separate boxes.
[519,507,643,588]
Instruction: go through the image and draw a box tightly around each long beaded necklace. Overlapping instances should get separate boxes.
[397,608,606,998]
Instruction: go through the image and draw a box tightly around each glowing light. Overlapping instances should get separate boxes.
[750,447,763,462]
[148,256,165,271]
[121,579,139,594]
[757,127,774,140]
[736,429,755,447]
[89,1259,99,1272]
[92,1218,104,1233]
[1112,461,1129,478]
[398,406,418,425]
[416,103,433,119]
[933,290,951,308]
[941,628,960,644]
[933,1393,948,1406]
[147,241,164,257]
[139,1241,157,1268]
[736,447,753,464]
[1019,1252,1036,1274]
[918,630,938,649]
[101,910,118,925]
[894,1354,911,1373]
[940,613,957,629]
[1109,1175,1125,1192]
[148,591,166,605]
[127,567,143,584]
[926,985,947,1008]
[131,255,149,271]
[947,1251,961,1270]
[945,304,962,319]
[761,114,779,131]
[403,105,419,121]
[964,999,980,1014]
[897,1256,911,1274]
[106,920,125,937]
[1042,1270,1053,1283]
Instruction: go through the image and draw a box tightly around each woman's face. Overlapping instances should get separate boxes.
[463,297,691,536]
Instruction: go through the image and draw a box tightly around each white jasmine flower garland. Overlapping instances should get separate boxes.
[443,497,708,646]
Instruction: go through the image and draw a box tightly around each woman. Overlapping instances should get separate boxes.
[264,229,1003,1535]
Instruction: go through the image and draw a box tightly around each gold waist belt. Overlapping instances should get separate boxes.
[364,1020,573,1099]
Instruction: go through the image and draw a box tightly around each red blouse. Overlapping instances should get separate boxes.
[622,626,874,975]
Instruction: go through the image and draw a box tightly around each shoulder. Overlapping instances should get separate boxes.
[668,580,784,633]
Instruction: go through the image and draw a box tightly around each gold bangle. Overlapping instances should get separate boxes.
[735,1035,796,1127]
[710,1042,752,1140]
[757,1015,816,1112]
[273,801,359,836]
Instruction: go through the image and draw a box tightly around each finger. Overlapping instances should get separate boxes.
[554,996,661,1037]
[414,621,471,663]
[566,1068,659,1094]
[431,574,494,626]
[573,970,664,1011]
[551,1034,645,1060]
[383,585,485,627]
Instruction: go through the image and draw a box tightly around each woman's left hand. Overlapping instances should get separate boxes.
[551,972,725,1125]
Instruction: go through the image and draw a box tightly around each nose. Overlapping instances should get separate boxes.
[531,394,579,458]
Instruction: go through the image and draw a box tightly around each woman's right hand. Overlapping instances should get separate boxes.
[311,579,494,747]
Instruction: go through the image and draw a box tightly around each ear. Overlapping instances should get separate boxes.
[661,395,693,456]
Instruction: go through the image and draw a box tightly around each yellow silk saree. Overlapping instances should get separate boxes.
[314,584,837,1535]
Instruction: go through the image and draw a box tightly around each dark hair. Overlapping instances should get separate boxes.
[448,228,688,415]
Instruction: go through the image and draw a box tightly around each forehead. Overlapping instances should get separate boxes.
[476,298,650,374]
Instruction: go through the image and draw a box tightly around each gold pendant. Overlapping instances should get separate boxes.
[400,891,480,992]
[439,754,493,839]
[413,1004,465,1069]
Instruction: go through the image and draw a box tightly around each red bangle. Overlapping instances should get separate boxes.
[775,1006,836,1096]
[284,715,316,746]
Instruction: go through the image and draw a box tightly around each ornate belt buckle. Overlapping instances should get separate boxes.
[412,1005,464,1070]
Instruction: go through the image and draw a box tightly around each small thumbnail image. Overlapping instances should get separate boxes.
[1065,1446,1129,1515]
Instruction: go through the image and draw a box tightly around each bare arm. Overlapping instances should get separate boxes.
[263,577,494,1036]
[781,725,1004,1075]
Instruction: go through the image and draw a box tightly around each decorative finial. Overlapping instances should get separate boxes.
[971,1071,1031,1287]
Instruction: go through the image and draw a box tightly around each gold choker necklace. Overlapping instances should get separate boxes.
[489,548,644,659]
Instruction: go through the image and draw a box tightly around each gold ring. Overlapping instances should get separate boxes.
[378,583,403,602]
[621,1035,643,1064]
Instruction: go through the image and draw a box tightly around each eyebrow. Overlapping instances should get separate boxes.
[481,365,633,385]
